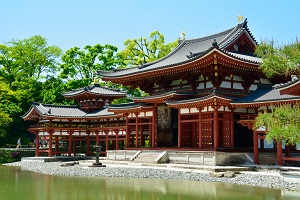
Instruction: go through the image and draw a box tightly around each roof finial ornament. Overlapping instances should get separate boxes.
[212,39,218,48]
[237,14,244,24]
[91,77,99,85]
[181,31,186,39]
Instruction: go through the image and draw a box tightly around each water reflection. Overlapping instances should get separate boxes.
[1,165,299,200]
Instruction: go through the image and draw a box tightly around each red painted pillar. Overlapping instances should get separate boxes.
[86,131,90,156]
[115,130,119,150]
[213,107,219,150]
[253,130,259,164]
[48,131,53,157]
[277,140,282,165]
[230,109,234,149]
[152,105,157,148]
[198,108,202,148]
[135,113,139,148]
[105,131,109,151]
[126,114,130,148]
[35,132,39,157]
[68,131,73,156]
[95,131,99,145]
[178,108,181,148]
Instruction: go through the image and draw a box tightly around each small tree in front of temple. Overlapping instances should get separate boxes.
[254,104,300,146]
[255,39,300,78]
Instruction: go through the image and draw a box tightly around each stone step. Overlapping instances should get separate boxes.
[132,152,162,163]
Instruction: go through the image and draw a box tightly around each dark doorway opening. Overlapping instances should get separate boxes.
[234,122,253,148]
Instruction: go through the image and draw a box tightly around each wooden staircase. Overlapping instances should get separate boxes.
[132,151,162,164]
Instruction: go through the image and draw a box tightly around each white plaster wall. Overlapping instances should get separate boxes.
[249,84,257,91]
[206,81,213,88]
[220,81,231,88]
[234,108,247,113]
[197,76,204,81]
[190,108,198,113]
[197,82,205,89]
[208,106,214,112]
[233,75,243,81]
[258,106,267,111]
[145,111,153,116]
[180,108,190,114]
[233,82,244,90]
[170,79,180,86]
[224,106,231,112]
[247,108,255,113]
[224,76,231,80]
[261,79,272,84]
[138,112,145,117]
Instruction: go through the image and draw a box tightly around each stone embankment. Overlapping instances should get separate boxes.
[5,160,300,191]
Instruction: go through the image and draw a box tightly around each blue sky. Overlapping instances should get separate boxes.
[1,0,299,52]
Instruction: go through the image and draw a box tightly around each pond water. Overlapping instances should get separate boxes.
[1,165,299,200]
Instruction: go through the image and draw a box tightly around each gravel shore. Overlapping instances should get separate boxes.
[5,160,300,191]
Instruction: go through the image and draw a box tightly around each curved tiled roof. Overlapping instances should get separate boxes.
[22,102,122,119]
[99,19,258,78]
[224,51,262,63]
[107,102,152,110]
[166,93,232,106]
[273,76,299,89]
[62,83,126,97]
[232,84,300,104]
[132,90,194,101]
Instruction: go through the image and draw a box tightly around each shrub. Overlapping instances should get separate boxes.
[0,150,13,164]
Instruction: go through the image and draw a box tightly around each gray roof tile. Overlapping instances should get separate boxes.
[22,102,122,119]
[233,84,300,104]
[63,83,126,97]
[99,19,258,78]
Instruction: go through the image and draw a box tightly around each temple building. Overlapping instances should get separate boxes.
[23,19,300,165]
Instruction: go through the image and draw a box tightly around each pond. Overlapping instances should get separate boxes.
[1,165,299,200]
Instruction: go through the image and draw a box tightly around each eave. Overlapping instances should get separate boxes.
[107,103,153,114]
[101,48,261,85]
[231,98,300,108]
[166,93,232,109]
[133,91,194,104]
[276,80,300,96]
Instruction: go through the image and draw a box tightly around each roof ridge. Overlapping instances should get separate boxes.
[42,103,79,108]
[184,27,235,44]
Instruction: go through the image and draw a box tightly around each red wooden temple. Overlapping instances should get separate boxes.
[23,19,300,165]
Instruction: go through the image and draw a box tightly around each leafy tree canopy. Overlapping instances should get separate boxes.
[59,44,121,81]
[0,82,15,137]
[254,105,300,146]
[117,31,177,67]
[0,35,62,85]
[255,39,300,78]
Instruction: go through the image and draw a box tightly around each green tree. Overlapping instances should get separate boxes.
[0,36,62,141]
[0,35,62,85]
[117,30,177,67]
[0,110,12,138]
[254,105,300,145]
[0,82,15,137]
[59,44,120,81]
[255,40,300,78]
